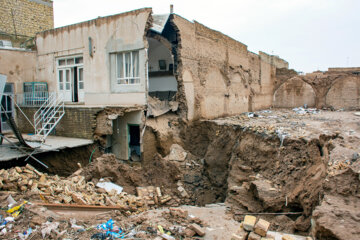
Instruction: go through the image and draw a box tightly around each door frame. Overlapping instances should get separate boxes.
[56,55,84,103]
[127,124,140,159]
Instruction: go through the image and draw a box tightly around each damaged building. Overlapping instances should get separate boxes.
[1,8,292,161]
[0,5,359,240]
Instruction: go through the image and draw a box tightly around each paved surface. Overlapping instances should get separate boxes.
[0,135,93,161]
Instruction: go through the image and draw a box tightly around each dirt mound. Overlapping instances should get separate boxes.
[81,154,181,196]
[312,167,360,240]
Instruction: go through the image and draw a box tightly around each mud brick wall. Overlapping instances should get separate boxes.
[16,107,103,139]
[0,0,53,37]
[274,68,360,110]
[171,15,288,121]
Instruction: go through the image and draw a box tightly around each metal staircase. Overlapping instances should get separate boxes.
[34,92,65,141]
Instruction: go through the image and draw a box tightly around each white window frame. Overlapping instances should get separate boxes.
[115,51,140,85]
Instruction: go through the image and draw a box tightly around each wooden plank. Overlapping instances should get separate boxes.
[35,202,128,211]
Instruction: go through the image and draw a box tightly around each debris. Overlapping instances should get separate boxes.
[248,231,262,240]
[18,227,32,240]
[96,179,123,194]
[41,221,59,238]
[6,195,16,207]
[189,223,205,236]
[70,218,84,231]
[243,215,257,231]
[254,218,270,237]
[166,144,187,161]
[282,235,295,240]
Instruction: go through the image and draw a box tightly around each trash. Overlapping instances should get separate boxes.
[18,227,32,240]
[96,219,123,239]
[160,233,176,240]
[158,225,165,234]
[4,217,14,222]
[70,218,84,231]
[96,179,123,194]
[6,195,16,207]
[292,107,319,115]
[7,201,27,217]
[41,221,59,238]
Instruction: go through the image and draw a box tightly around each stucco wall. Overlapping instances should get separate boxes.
[112,111,142,160]
[35,8,152,106]
[0,49,37,94]
[172,15,286,120]
[0,0,53,37]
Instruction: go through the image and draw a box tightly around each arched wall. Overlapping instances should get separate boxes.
[325,76,360,109]
[273,78,316,108]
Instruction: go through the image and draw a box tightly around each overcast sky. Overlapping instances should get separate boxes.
[53,0,360,73]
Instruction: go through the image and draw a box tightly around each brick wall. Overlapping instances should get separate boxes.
[0,0,53,37]
[16,106,103,139]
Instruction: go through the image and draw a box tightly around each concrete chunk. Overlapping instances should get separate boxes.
[248,232,262,240]
[189,223,205,236]
[254,218,270,237]
[243,215,257,231]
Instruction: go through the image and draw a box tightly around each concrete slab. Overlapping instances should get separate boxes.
[0,135,93,161]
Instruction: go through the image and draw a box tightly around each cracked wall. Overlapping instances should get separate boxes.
[274,67,360,109]
[171,15,288,120]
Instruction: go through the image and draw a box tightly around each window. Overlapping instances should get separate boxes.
[116,51,140,85]
[23,82,48,106]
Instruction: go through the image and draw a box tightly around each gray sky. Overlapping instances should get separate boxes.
[53,0,360,73]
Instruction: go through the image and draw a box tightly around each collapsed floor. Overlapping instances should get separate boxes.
[0,109,359,239]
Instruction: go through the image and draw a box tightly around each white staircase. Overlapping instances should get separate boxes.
[34,92,65,141]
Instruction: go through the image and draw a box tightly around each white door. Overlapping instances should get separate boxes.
[77,67,84,102]
[58,68,72,102]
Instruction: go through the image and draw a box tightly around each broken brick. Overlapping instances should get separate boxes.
[282,235,295,240]
[184,228,196,237]
[243,215,257,231]
[232,227,248,240]
[189,223,205,236]
[254,218,270,237]
[248,232,262,240]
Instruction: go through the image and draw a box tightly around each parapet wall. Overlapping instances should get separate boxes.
[274,68,360,110]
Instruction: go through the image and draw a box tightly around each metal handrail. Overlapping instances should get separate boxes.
[34,92,65,139]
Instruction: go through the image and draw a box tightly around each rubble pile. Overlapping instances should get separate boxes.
[0,164,156,212]
[231,215,312,240]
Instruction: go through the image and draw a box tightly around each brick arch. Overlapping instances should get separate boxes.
[325,76,360,110]
[273,78,316,108]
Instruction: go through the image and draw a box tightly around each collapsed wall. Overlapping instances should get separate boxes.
[274,67,360,110]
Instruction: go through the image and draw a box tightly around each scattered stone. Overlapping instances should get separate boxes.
[232,226,248,240]
[189,223,205,236]
[282,235,295,240]
[254,218,270,237]
[243,215,257,231]
[184,228,196,237]
[248,231,262,240]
